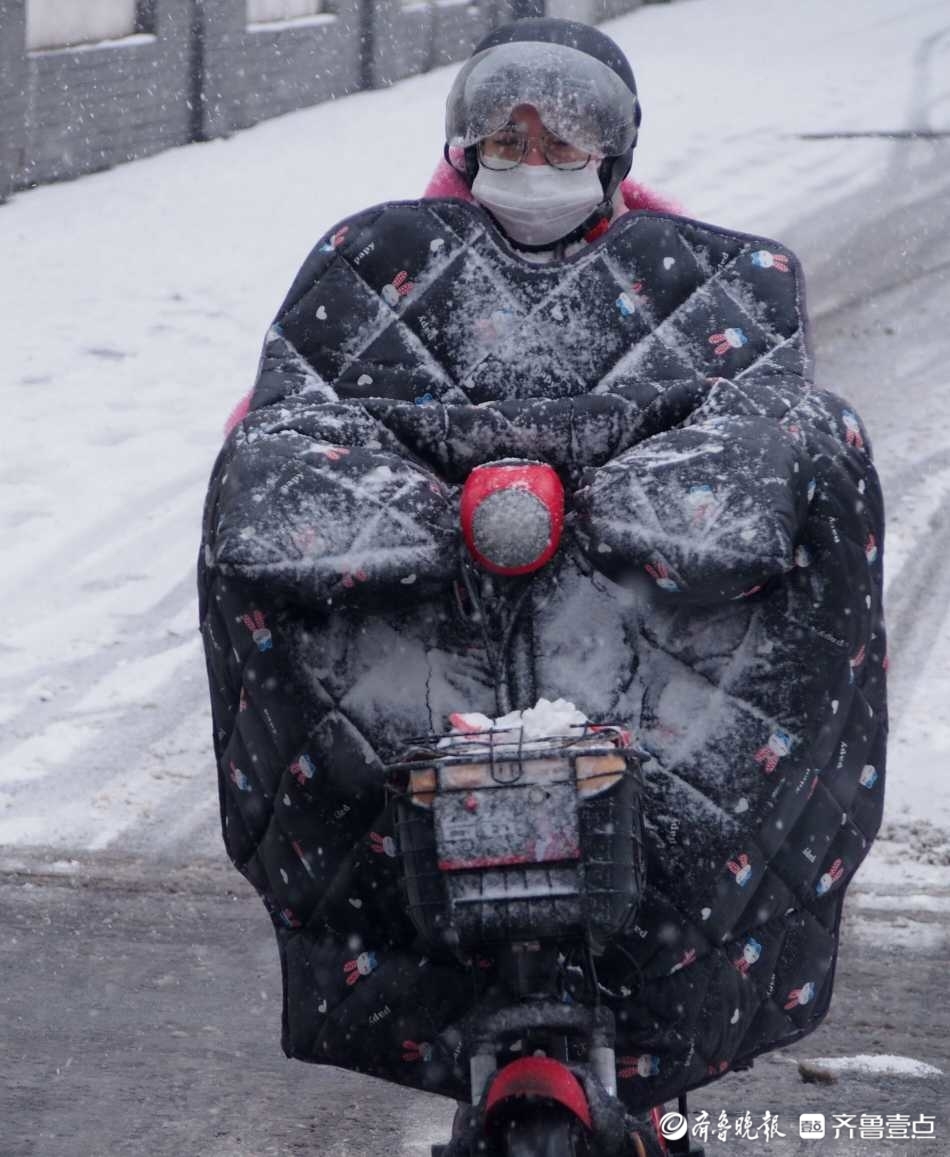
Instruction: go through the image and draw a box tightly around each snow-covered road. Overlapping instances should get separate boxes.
[2,856,946,1157]
[2,0,949,878]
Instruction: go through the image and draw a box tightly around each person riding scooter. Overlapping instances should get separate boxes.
[199,18,886,1157]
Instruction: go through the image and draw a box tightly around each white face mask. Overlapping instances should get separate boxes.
[471,161,605,248]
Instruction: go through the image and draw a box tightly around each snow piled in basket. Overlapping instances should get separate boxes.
[447,697,590,742]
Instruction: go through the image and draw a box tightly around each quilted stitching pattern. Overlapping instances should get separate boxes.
[197,201,885,1111]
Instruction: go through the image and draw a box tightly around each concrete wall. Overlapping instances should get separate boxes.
[0,1,28,202]
[199,0,363,138]
[364,0,516,89]
[0,0,659,201]
[600,0,648,19]
[548,0,644,21]
[6,0,195,190]
[361,0,646,91]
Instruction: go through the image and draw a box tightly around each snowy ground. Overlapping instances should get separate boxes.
[2,0,950,881]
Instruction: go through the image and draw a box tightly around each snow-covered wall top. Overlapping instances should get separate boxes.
[247,0,324,22]
[26,0,137,52]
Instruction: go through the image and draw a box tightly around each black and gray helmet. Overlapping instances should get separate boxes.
[445,17,642,208]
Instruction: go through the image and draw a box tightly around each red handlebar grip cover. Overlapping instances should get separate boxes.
[460,461,565,576]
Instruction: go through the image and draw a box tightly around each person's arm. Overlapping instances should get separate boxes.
[205,404,459,607]
[203,228,460,610]
[571,370,881,603]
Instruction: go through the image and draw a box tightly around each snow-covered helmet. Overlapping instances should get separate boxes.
[445,18,641,220]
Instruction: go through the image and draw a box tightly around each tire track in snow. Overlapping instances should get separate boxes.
[0,570,199,759]
[1,467,208,605]
[0,645,216,853]
[885,511,950,723]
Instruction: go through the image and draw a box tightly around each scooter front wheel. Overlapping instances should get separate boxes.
[499,1102,590,1157]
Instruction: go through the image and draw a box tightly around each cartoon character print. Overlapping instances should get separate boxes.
[341,568,368,589]
[241,609,272,653]
[402,1040,433,1063]
[370,831,397,858]
[670,948,697,974]
[616,281,645,317]
[750,249,790,273]
[474,309,516,342]
[290,753,317,787]
[645,559,679,591]
[229,761,252,792]
[732,583,764,601]
[815,857,845,896]
[316,444,349,462]
[344,951,379,986]
[727,853,753,887]
[865,533,878,563]
[291,840,317,880]
[735,937,763,974]
[784,980,816,1009]
[291,526,319,554]
[685,483,718,527]
[754,728,793,774]
[618,1054,661,1079]
[859,764,878,789]
[709,327,748,357]
[841,409,865,449]
[320,225,349,253]
[381,270,414,306]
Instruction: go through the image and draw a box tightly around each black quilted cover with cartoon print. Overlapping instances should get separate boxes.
[198,199,886,1112]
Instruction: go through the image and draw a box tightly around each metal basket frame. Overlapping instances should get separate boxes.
[388,725,645,958]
